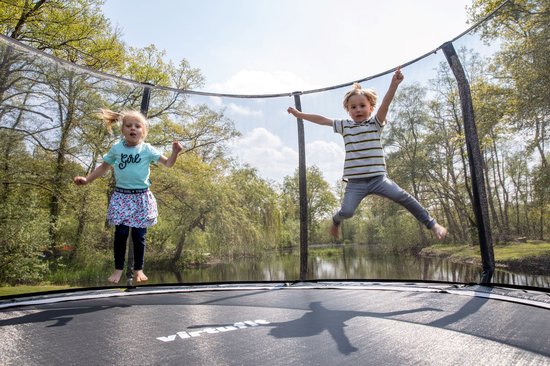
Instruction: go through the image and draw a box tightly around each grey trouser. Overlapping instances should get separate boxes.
[333,175,435,229]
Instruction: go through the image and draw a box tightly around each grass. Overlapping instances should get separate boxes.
[0,284,74,297]
[420,240,550,269]
[0,258,111,297]
[492,241,550,261]
[309,247,342,258]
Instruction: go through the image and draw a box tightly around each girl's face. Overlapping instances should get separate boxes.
[121,116,146,146]
[346,94,373,123]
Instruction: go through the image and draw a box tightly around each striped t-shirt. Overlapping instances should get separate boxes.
[333,116,387,179]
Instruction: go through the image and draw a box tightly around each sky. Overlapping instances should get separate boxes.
[101,0,475,186]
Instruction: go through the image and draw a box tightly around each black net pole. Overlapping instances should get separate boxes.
[293,93,309,281]
[442,42,494,284]
[125,84,152,287]
[140,86,152,115]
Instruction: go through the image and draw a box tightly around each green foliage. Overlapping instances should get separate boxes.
[377,213,422,252]
[47,255,111,286]
[282,165,338,242]
[0,0,548,288]
[0,198,50,285]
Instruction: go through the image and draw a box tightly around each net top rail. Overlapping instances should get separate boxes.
[0,0,509,99]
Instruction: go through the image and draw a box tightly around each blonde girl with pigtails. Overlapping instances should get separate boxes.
[74,108,183,284]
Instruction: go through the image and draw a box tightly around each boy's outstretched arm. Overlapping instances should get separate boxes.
[376,66,404,124]
[287,107,333,126]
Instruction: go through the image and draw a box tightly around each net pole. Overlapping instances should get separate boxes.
[442,42,495,284]
[125,84,152,287]
[293,93,309,281]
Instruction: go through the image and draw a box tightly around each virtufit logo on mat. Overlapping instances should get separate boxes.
[157,320,271,342]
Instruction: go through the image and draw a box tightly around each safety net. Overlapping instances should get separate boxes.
[0,0,548,289]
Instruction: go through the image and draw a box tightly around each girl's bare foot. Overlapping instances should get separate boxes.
[135,270,148,283]
[108,270,123,284]
[431,223,448,240]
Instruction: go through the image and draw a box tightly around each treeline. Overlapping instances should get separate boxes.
[0,0,548,285]
[340,0,549,247]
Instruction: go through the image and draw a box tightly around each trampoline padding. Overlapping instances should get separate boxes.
[1,286,549,365]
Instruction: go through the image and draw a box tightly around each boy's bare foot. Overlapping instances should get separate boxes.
[431,223,448,240]
[108,270,123,284]
[135,270,148,283]
[330,222,340,239]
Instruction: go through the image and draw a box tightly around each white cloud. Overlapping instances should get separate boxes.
[228,127,345,186]
[208,69,318,95]
[305,140,345,186]
[207,95,263,122]
[228,127,298,183]
[227,102,263,117]
[209,96,223,106]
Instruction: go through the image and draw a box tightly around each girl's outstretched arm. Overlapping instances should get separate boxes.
[287,107,333,126]
[159,141,183,168]
[74,162,111,185]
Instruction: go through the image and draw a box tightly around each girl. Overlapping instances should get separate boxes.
[287,67,448,241]
[74,109,183,284]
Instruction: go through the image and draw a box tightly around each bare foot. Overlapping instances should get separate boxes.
[135,270,148,283]
[108,270,123,284]
[431,223,448,240]
[329,222,340,239]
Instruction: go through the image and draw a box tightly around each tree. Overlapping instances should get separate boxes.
[282,166,337,243]
[468,0,549,239]
[385,83,432,245]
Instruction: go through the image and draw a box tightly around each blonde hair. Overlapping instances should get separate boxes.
[99,108,149,140]
[342,83,378,111]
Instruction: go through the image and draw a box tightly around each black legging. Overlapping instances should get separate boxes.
[113,225,147,270]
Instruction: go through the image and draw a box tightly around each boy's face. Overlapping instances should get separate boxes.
[346,94,373,123]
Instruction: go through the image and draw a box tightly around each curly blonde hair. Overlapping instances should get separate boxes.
[98,108,149,140]
[342,83,377,111]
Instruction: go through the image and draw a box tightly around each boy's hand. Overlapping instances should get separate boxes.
[287,107,301,117]
[392,66,404,86]
[73,176,87,185]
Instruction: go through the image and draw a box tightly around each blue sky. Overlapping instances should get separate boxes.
[101,0,474,186]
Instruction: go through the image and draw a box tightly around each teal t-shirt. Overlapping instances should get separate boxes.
[102,140,162,189]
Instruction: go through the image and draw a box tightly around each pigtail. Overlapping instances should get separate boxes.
[98,108,149,141]
[98,108,123,134]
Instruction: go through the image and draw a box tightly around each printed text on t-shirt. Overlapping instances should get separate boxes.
[119,153,142,169]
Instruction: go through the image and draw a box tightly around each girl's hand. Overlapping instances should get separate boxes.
[172,141,183,154]
[73,176,88,185]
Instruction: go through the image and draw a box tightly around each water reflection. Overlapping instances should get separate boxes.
[149,245,549,288]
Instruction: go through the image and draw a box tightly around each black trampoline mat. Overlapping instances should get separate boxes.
[1,282,549,365]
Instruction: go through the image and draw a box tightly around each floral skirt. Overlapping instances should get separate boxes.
[107,189,158,228]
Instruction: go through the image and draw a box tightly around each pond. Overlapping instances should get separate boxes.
[144,244,550,288]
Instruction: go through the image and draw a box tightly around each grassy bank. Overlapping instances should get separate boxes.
[0,284,74,297]
[420,240,550,275]
[0,251,204,297]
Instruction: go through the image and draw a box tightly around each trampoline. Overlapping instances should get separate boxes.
[1,282,549,365]
[2,2,550,364]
